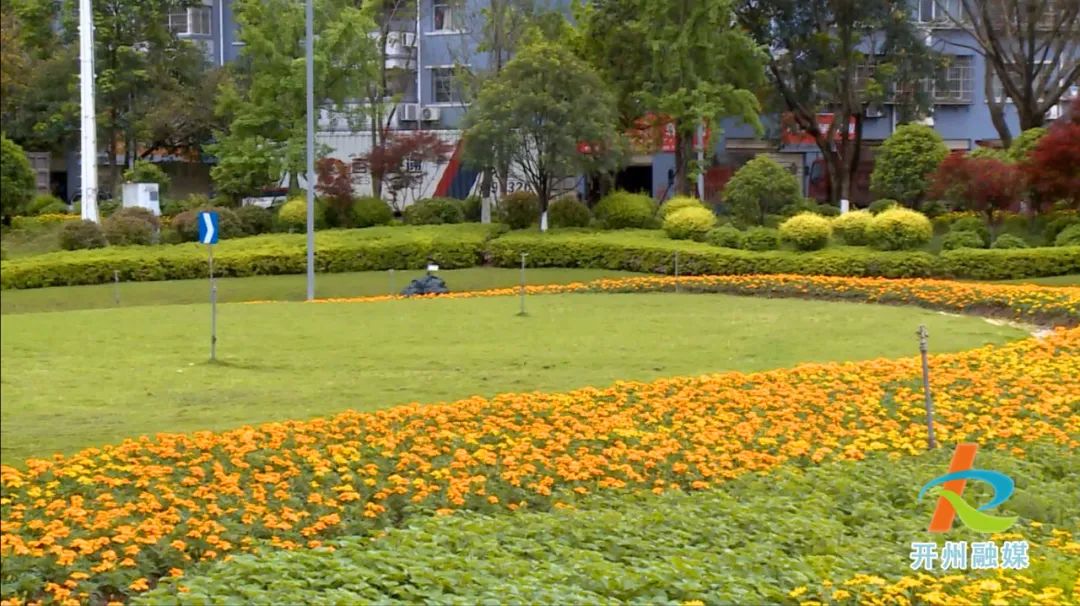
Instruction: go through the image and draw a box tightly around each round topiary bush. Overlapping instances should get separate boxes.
[28,194,67,216]
[949,216,991,246]
[706,225,745,249]
[941,230,987,251]
[1044,214,1079,242]
[459,196,482,222]
[278,197,328,232]
[658,195,705,219]
[496,192,540,229]
[172,206,245,241]
[59,219,107,250]
[548,196,591,228]
[405,197,465,225]
[722,156,802,226]
[352,197,394,228]
[831,210,873,245]
[162,194,209,217]
[868,199,901,215]
[779,212,832,251]
[594,190,656,229]
[236,205,274,235]
[991,233,1029,249]
[663,206,716,241]
[1056,224,1080,247]
[867,207,933,251]
[919,200,948,219]
[744,226,780,251]
[103,214,155,246]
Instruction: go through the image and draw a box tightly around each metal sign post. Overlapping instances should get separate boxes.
[518,252,528,316]
[674,250,680,293]
[199,212,220,361]
[918,325,937,450]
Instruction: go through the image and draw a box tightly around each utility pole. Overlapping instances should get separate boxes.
[78,0,99,223]
[305,0,316,300]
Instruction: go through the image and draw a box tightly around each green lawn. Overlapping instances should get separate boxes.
[0,267,643,314]
[0,221,65,259]
[0,292,1027,464]
[992,274,1080,286]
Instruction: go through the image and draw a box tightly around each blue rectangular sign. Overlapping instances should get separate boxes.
[198,211,220,245]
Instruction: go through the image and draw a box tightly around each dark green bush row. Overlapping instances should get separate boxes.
[0,225,504,289]
[488,230,1080,280]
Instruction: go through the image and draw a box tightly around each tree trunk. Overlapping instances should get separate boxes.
[480,168,493,223]
[673,130,693,197]
[984,63,1014,147]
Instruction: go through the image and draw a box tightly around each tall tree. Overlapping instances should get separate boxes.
[211,0,377,198]
[579,0,765,197]
[739,0,937,204]
[462,29,622,229]
[939,0,1080,147]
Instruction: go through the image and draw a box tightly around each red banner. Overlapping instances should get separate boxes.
[781,113,857,145]
[629,113,710,153]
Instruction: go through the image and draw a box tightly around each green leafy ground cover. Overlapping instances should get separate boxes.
[0,293,1025,464]
[139,445,1079,604]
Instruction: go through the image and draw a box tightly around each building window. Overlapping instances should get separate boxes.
[168,4,211,36]
[405,157,422,173]
[990,62,1056,104]
[167,9,188,33]
[918,0,962,22]
[431,67,459,103]
[934,55,973,103]
[433,1,464,32]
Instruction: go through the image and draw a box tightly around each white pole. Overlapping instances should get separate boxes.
[305,0,315,301]
[696,122,705,200]
[78,0,99,223]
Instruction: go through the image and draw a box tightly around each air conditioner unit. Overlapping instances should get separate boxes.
[420,106,441,122]
[399,103,420,122]
[865,104,884,118]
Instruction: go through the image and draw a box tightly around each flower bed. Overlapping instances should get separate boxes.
[2,324,1078,603]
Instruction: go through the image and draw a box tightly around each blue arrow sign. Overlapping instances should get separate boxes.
[198,211,219,245]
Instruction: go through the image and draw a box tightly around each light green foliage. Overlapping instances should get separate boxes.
[593,191,656,229]
[495,192,540,229]
[968,146,1009,161]
[779,212,832,251]
[706,225,745,249]
[547,196,592,228]
[0,134,35,217]
[1,293,1025,462]
[831,210,873,245]
[578,0,763,195]
[211,0,377,195]
[462,31,621,216]
[1007,127,1047,163]
[352,197,394,228]
[235,205,274,236]
[868,199,900,215]
[27,194,66,216]
[277,197,327,231]
[780,198,839,218]
[663,206,716,241]
[122,161,171,194]
[950,216,991,246]
[991,234,1029,249]
[743,226,780,251]
[722,157,802,226]
[1057,224,1080,247]
[404,198,465,226]
[941,230,987,251]
[866,208,933,251]
[870,124,948,205]
[659,195,706,219]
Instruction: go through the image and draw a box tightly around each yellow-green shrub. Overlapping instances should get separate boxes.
[658,195,705,219]
[831,210,873,245]
[594,190,656,229]
[779,212,832,251]
[663,206,716,241]
[867,208,932,251]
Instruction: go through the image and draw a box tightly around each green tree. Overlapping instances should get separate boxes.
[579,0,765,196]
[722,156,803,226]
[1007,127,1047,163]
[739,0,937,204]
[210,0,377,196]
[1,133,36,219]
[870,124,948,206]
[461,31,622,229]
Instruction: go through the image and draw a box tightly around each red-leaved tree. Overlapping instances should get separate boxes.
[931,155,1027,228]
[1021,102,1080,211]
[315,157,354,226]
[358,132,454,211]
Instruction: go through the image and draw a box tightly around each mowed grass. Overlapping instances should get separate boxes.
[0,293,1028,464]
[0,267,643,314]
[992,274,1080,287]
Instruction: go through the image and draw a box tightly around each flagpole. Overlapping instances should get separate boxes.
[78,0,99,223]
[305,0,315,301]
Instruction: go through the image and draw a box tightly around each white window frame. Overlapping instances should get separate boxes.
[989,60,1057,105]
[933,55,973,103]
[188,4,212,36]
[918,0,962,23]
[432,1,465,33]
[429,66,461,104]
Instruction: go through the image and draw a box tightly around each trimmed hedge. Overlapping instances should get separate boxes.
[936,246,1080,280]
[1,225,504,289]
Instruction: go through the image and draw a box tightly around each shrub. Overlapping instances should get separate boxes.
[931,154,1026,226]
[103,215,155,246]
[992,234,1029,249]
[663,206,716,241]
[868,199,900,215]
[706,225,744,249]
[744,227,780,251]
[866,207,933,251]
[919,200,948,218]
[937,246,1080,280]
[941,230,986,251]
[658,195,705,219]
[172,207,244,242]
[353,197,394,228]
[593,190,656,229]
[1022,122,1080,208]
[949,216,991,246]
[495,192,540,229]
[548,196,591,228]
[722,156,802,226]
[1043,214,1079,242]
[780,198,839,218]
[278,197,328,232]
[28,194,66,216]
[1000,213,1031,235]
[122,160,171,194]
[459,196,483,222]
[1007,127,1047,163]
[1056,224,1080,247]
[779,212,832,251]
[405,197,466,226]
[968,146,1009,161]
[870,124,948,205]
[1,134,36,218]
[58,220,107,251]
[162,194,210,217]
[236,205,274,236]
[831,210,873,246]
